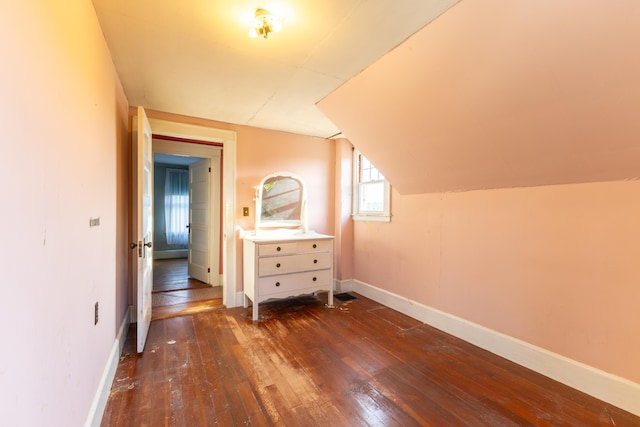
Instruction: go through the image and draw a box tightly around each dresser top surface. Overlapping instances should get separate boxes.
[243,229,334,243]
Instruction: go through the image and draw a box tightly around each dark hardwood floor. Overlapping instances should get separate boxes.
[152,258,224,320]
[101,293,639,426]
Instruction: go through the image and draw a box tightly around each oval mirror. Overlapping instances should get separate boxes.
[255,172,307,231]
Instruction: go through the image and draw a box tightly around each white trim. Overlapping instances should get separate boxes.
[153,249,188,259]
[85,305,132,427]
[149,118,237,307]
[344,279,640,417]
[352,149,391,222]
[235,291,245,308]
[352,213,391,223]
[334,279,352,293]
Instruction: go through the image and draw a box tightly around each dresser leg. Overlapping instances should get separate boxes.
[253,301,259,321]
[328,288,334,307]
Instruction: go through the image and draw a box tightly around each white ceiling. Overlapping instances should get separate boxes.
[92,0,459,138]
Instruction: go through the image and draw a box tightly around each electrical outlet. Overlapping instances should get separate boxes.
[243,207,249,216]
[94,302,99,325]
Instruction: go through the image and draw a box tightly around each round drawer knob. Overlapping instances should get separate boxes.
[277,246,281,252]
[312,277,317,282]
[275,282,281,287]
[313,244,317,248]
[276,263,281,268]
[313,259,318,264]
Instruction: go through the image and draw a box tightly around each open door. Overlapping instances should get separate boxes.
[132,106,153,353]
[188,158,211,283]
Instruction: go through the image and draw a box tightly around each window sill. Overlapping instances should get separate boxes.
[352,214,391,223]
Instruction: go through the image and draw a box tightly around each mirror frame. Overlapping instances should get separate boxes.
[255,172,308,232]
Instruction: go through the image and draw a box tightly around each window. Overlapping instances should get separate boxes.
[164,168,189,245]
[353,149,391,222]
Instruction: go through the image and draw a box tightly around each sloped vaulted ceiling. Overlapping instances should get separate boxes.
[318,0,640,194]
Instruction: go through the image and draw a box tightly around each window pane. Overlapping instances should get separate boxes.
[359,181,385,212]
[353,149,391,221]
[165,168,189,245]
[360,155,371,171]
[362,168,371,182]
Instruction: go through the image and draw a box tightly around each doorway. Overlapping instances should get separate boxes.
[139,116,237,313]
[151,152,223,319]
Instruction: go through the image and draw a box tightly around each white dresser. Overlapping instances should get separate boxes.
[243,231,334,320]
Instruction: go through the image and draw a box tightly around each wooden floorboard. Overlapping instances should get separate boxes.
[101,293,640,426]
[153,258,210,292]
[151,258,224,320]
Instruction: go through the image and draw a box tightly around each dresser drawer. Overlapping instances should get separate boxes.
[258,242,297,256]
[258,252,332,276]
[258,269,333,297]
[295,239,332,253]
[258,239,332,256]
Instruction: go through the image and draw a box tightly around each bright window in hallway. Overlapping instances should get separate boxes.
[165,168,189,245]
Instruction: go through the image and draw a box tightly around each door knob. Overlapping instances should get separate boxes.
[129,242,138,249]
[144,241,153,248]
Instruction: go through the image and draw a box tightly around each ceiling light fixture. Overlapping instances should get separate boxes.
[249,8,283,39]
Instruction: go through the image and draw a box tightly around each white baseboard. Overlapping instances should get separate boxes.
[84,305,132,427]
[343,279,640,417]
[235,291,245,308]
[153,250,188,259]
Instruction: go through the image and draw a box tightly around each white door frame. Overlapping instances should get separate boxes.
[149,118,237,308]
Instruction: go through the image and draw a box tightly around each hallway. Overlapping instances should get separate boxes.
[152,258,224,320]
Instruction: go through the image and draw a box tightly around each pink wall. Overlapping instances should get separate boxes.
[319,0,640,194]
[235,125,335,236]
[318,0,640,386]
[353,181,640,383]
[0,0,128,425]
[333,138,354,281]
[116,84,132,333]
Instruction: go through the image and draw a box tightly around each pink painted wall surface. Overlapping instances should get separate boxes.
[234,125,335,237]
[140,109,336,293]
[0,0,128,425]
[353,181,640,383]
[319,0,640,194]
[333,138,354,281]
[319,0,640,386]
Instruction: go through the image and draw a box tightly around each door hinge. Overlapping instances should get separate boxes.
[208,267,211,273]
[208,167,211,172]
